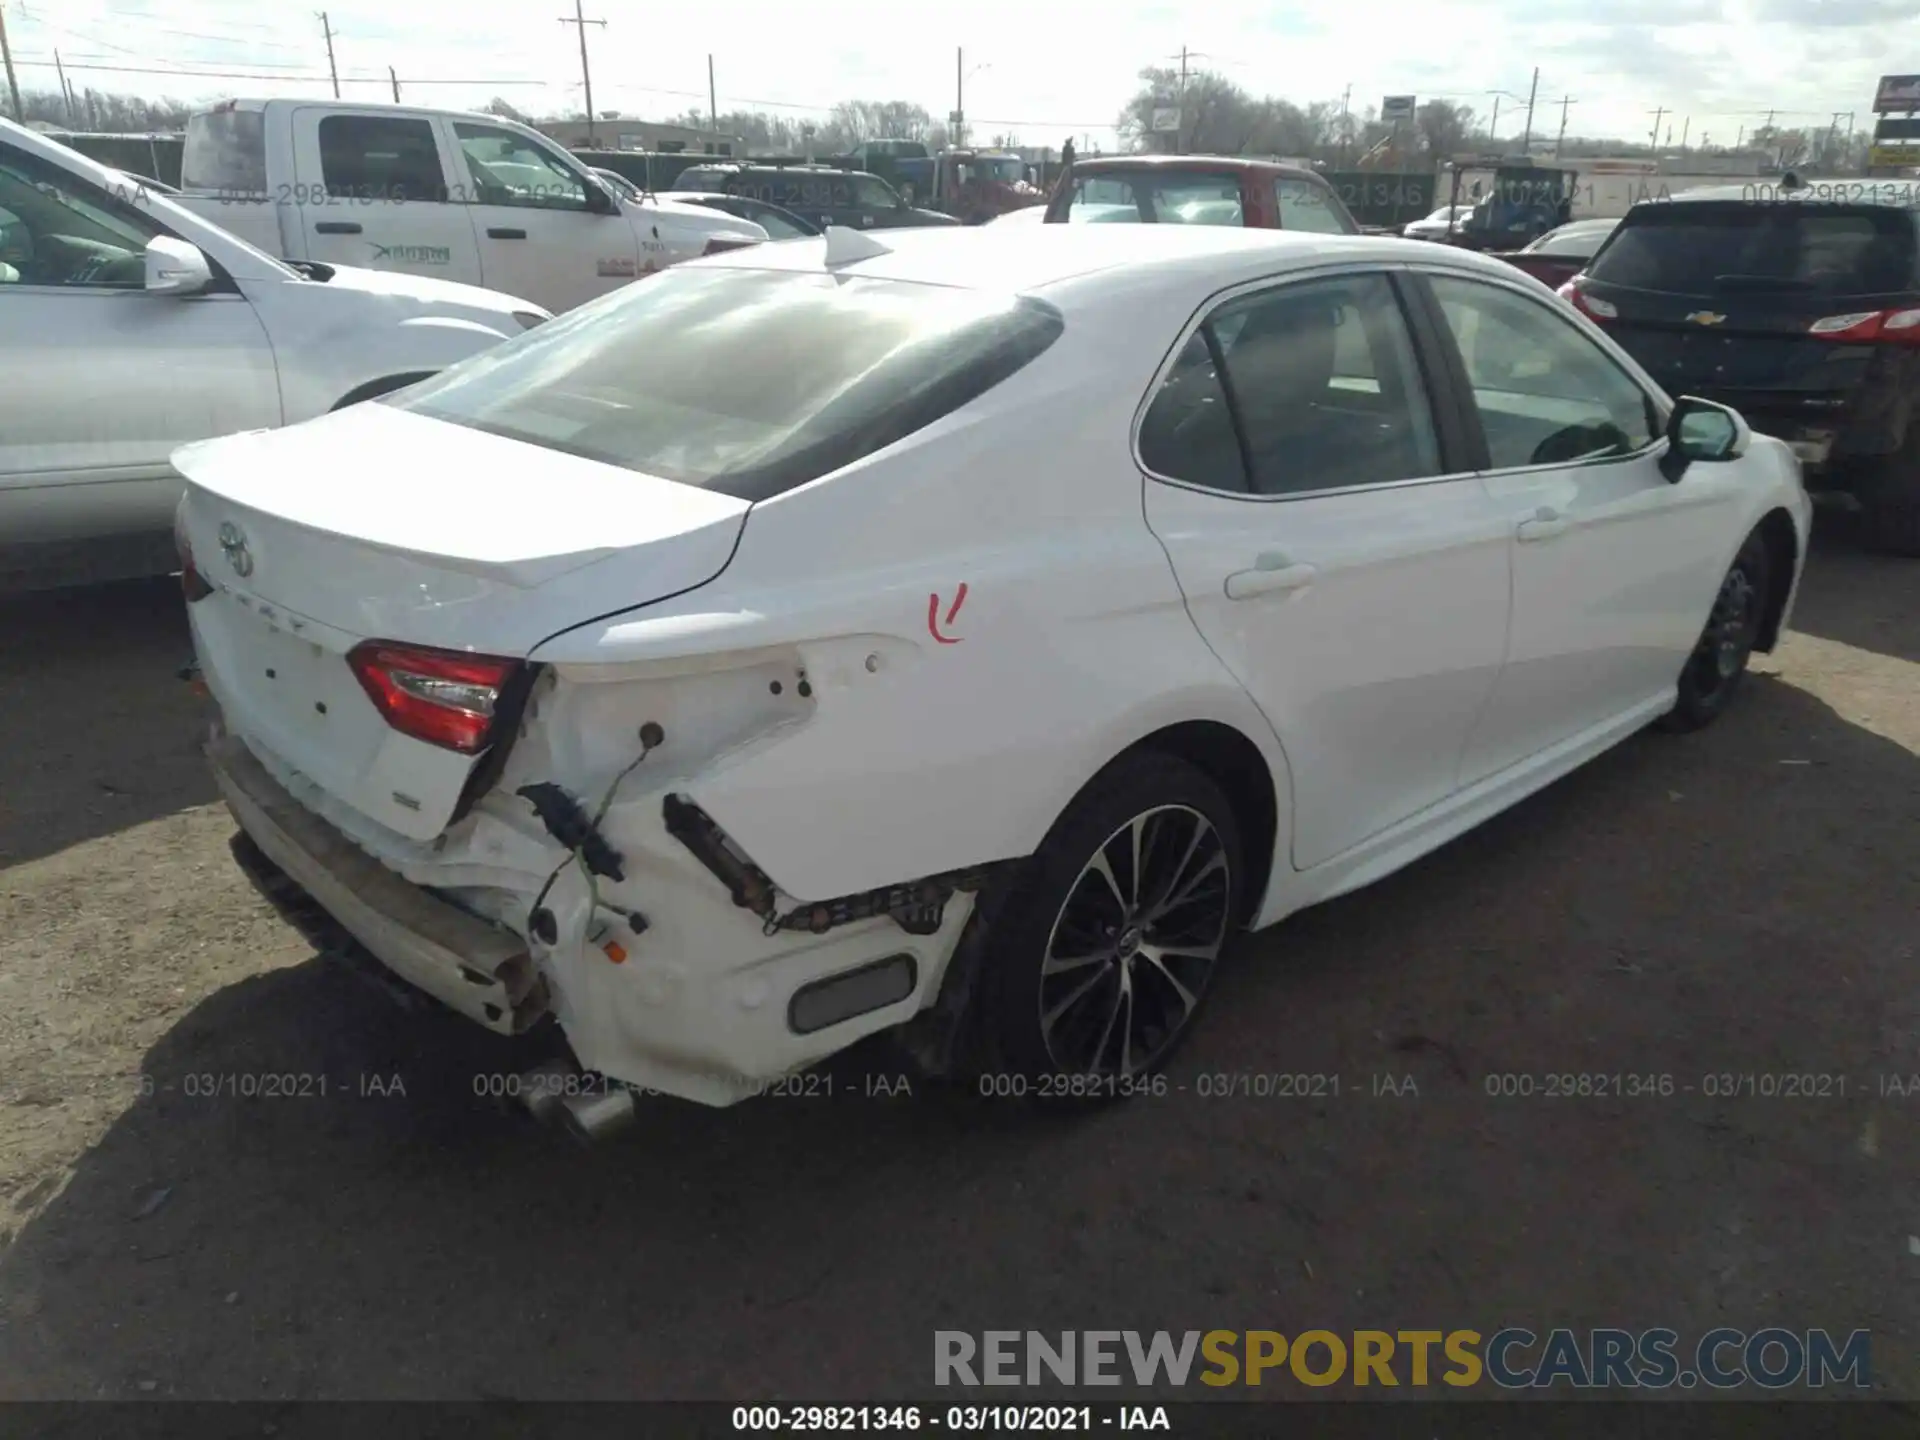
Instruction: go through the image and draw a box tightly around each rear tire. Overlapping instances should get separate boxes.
[1658,528,1772,733]
[961,751,1243,1099]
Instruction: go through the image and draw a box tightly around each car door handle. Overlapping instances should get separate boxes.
[313,221,362,235]
[1516,507,1570,542]
[1224,556,1317,600]
[486,227,527,239]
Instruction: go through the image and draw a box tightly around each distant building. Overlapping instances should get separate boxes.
[538,118,742,155]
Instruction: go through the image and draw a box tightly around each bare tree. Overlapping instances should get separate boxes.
[1118,67,1270,155]
[1416,99,1476,162]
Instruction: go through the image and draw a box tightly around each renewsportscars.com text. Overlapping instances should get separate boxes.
[934,1328,1871,1390]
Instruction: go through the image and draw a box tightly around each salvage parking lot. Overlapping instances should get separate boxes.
[1,522,1917,1400]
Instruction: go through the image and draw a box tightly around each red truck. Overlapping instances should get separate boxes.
[1043,154,1359,234]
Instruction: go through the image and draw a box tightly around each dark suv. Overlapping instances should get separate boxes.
[1564,182,1920,553]
[672,163,959,231]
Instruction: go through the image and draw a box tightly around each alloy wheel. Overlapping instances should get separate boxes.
[1693,562,1760,694]
[1037,805,1232,1076]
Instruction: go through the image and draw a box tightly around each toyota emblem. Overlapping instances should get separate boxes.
[217,520,253,578]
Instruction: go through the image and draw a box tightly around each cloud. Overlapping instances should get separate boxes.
[8,0,1916,149]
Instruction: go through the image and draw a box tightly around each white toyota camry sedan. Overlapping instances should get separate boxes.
[174,223,1810,1134]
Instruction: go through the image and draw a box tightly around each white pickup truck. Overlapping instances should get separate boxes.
[171,99,767,313]
[0,116,549,590]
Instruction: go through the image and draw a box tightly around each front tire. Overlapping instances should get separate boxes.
[1658,529,1772,733]
[964,752,1243,1092]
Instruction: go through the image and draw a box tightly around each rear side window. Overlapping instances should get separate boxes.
[389,269,1065,501]
[1139,272,1441,496]
[318,115,445,202]
[1137,333,1247,491]
[1275,177,1352,234]
[183,108,266,193]
[1588,202,1919,296]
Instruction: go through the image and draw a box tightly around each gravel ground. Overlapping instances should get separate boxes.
[0,523,1916,1402]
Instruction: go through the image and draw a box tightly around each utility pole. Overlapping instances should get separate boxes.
[1648,106,1665,151]
[1489,96,1501,141]
[559,0,606,146]
[1680,115,1689,150]
[1520,66,1539,151]
[55,50,76,126]
[954,47,963,148]
[1554,95,1575,156]
[1735,123,1744,149]
[1177,45,1189,155]
[0,1,25,122]
[317,12,340,99]
[389,66,400,102]
[708,53,717,132]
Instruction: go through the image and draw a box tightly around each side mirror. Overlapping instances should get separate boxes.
[584,179,618,214]
[145,236,213,296]
[1659,396,1750,482]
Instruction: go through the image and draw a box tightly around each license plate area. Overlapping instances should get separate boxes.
[196,589,389,792]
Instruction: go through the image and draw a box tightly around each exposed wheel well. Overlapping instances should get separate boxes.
[1119,720,1279,926]
[1752,507,1800,653]
[330,372,436,411]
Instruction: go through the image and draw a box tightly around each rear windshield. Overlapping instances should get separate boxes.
[1587,202,1919,296]
[388,267,1064,501]
[182,108,266,194]
[1064,172,1244,225]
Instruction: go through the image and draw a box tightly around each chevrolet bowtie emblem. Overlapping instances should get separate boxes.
[1687,311,1727,326]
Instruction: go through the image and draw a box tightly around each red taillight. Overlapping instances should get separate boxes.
[1808,307,1920,345]
[1558,277,1615,321]
[702,236,758,256]
[347,641,519,755]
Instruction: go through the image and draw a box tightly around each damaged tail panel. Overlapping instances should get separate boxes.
[203,634,998,1107]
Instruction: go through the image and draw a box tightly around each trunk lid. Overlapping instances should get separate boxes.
[177,402,748,840]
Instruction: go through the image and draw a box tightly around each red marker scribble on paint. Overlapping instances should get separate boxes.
[928,583,969,644]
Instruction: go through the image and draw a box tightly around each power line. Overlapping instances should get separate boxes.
[7,56,549,85]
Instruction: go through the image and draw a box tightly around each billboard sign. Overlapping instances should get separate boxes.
[1873,74,1920,113]
[1150,106,1181,133]
[1381,95,1417,121]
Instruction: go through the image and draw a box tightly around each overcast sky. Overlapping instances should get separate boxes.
[7,0,1915,150]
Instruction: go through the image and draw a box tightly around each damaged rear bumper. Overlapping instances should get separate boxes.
[207,728,981,1108]
[209,732,549,1034]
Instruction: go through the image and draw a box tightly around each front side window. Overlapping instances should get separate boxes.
[851,175,901,210]
[318,115,445,202]
[453,123,589,211]
[1139,272,1441,496]
[0,144,160,288]
[1426,273,1658,469]
[749,204,813,239]
[388,268,1065,501]
[1275,177,1352,234]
